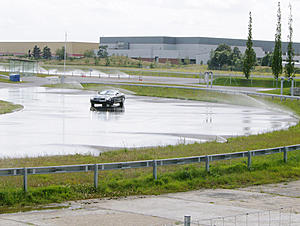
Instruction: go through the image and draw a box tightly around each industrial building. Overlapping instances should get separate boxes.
[100,36,300,64]
[0,42,98,57]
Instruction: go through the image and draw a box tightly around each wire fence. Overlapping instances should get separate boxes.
[180,206,300,226]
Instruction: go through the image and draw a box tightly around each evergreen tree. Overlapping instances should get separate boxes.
[98,45,108,58]
[42,46,52,60]
[272,2,282,80]
[55,47,66,60]
[285,3,295,78]
[33,45,41,59]
[243,12,256,79]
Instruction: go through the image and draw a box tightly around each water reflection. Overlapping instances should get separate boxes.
[205,107,213,123]
[90,106,125,121]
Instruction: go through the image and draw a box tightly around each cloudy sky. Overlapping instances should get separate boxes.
[1,0,300,43]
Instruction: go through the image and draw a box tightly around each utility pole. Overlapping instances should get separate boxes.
[61,32,67,84]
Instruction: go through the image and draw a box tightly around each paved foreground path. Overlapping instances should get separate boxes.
[1,180,300,226]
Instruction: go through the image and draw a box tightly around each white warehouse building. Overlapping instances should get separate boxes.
[100,36,300,64]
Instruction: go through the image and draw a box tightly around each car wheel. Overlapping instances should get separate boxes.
[120,100,124,107]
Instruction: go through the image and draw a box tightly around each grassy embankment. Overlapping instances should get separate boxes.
[0,72,25,83]
[213,76,299,88]
[1,84,300,213]
[0,100,23,114]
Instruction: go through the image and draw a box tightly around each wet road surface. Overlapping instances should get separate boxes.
[0,87,297,157]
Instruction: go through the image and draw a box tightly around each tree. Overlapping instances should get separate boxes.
[261,53,273,66]
[105,57,110,66]
[207,44,242,71]
[285,3,295,78]
[207,44,232,70]
[243,12,256,79]
[33,45,41,59]
[215,44,232,52]
[230,47,242,70]
[42,46,52,60]
[98,45,108,58]
[84,50,95,58]
[272,2,282,80]
[55,47,66,60]
[183,57,190,65]
[232,47,242,59]
[94,57,99,66]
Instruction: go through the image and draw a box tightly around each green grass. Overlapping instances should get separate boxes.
[82,83,258,106]
[120,70,198,78]
[0,77,23,83]
[261,88,291,95]
[1,84,300,212]
[213,76,298,88]
[1,152,300,213]
[0,100,23,114]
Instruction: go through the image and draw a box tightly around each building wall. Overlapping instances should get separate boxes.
[105,43,265,64]
[101,36,300,65]
[0,42,98,57]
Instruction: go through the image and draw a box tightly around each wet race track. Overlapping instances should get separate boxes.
[0,87,297,158]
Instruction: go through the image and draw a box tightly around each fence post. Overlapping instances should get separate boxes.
[284,147,288,163]
[23,167,28,192]
[94,164,98,189]
[153,160,157,180]
[184,215,191,226]
[206,156,210,172]
[248,151,252,169]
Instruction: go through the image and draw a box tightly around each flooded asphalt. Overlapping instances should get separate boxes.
[0,87,297,158]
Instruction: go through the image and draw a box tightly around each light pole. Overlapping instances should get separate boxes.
[280,76,285,100]
[61,32,67,84]
[290,77,294,96]
[210,71,213,88]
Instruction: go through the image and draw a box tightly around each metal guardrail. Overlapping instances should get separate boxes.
[0,144,299,192]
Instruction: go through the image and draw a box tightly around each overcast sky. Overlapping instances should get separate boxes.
[1,0,300,43]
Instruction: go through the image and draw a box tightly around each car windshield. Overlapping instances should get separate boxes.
[99,90,116,95]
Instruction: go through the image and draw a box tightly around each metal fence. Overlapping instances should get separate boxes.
[186,206,300,226]
[0,144,300,192]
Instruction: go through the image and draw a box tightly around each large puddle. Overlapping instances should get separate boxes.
[0,87,297,158]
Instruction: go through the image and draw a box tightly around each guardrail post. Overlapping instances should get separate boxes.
[23,167,28,192]
[284,147,288,163]
[184,215,191,226]
[248,151,252,169]
[205,156,210,172]
[153,160,157,180]
[94,164,98,189]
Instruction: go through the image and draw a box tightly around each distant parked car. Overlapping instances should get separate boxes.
[90,89,125,108]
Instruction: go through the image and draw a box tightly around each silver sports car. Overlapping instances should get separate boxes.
[90,90,125,108]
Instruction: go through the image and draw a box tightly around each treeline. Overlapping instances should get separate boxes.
[209,2,295,79]
[29,45,52,60]
[29,45,69,60]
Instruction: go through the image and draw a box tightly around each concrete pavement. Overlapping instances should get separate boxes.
[1,180,300,225]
